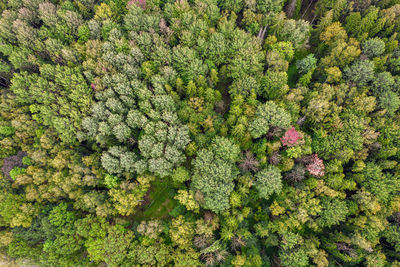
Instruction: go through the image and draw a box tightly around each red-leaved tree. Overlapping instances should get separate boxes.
[281,127,301,147]
[306,154,325,177]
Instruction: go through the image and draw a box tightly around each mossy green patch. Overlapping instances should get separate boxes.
[133,178,176,221]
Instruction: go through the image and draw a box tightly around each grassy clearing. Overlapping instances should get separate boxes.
[133,178,176,221]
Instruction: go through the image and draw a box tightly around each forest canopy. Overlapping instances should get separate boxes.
[0,0,400,266]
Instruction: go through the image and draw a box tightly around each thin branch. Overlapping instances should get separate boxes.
[257,26,268,43]
[302,0,315,19]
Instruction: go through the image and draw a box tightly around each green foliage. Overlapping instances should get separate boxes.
[80,37,190,178]
[10,65,92,144]
[317,197,349,228]
[219,0,244,13]
[363,38,386,57]
[345,7,385,41]
[377,90,400,116]
[104,174,120,189]
[279,247,309,267]
[48,203,76,228]
[249,101,291,138]
[133,178,176,221]
[270,41,295,62]
[276,19,311,49]
[296,54,317,75]
[361,163,400,204]
[383,224,400,253]
[0,0,399,266]
[171,167,190,186]
[191,137,239,213]
[9,167,25,180]
[172,46,208,83]
[311,111,369,160]
[260,70,289,99]
[344,59,375,86]
[0,126,15,136]
[278,232,309,267]
[254,165,282,199]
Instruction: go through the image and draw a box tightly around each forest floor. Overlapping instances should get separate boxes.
[133,178,176,221]
[300,0,318,23]
[285,0,318,23]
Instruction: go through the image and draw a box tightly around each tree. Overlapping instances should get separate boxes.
[362,163,400,204]
[170,215,195,248]
[325,67,342,83]
[383,224,400,254]
[171,167,190,186]
[269,41,295,62]
[102,225,135,266]
[204,32,229,66]
[281,127,302,147]
[249,101,291,138]
[191,137,240,213]
[320,21,348,44]
[254,165,282,199]
[306,154,325,177]
[296,54,317,75]
[278,232,309,267]
[0,192,38,228]
[260,70,289,99]
[108,176,153,216]
[238,151,260,173]
[377,90,400,116]
[219,0,244,13]
[345,8,385,41]
[284,164,306,183]
[344,60,375,86]
[172,46,208,83]
[306,85,374,158]
[277,19,310,49]
[175,190,200,213]
[372,71,395,94]
[80,37,190,178]
[10,65,92,144]
[362,38,385,57]
[129,242,171,266]
[317,197,348,228]
[256,0,286,13]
